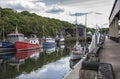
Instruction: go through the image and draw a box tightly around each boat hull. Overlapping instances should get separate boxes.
[70,52,83,61]
[43,42,56,48]
[0,48,16,53]
[0,41,15,52]
[70,49,84,61]
[15,41,41,51]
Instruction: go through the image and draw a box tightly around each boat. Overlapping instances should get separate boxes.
[70,41,84,60]
[0,26,18,52]
[15,34,41,51]
[0,41,16,52]
[70,13,84,61]
[42,37,56,48]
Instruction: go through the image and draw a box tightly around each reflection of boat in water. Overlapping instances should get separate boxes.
[69,59,80,69]
[43,47,56,54]
[59,45,65,49]
[8,49,41,72]
[15,49,41,61]
[0,52,15,60]
[70,41,84,61]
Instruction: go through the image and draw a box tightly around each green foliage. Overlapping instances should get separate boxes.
[100,28,109,34]
[0,7,94,38]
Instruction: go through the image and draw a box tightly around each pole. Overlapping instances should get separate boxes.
[75,13,78,41]
[2,24,5,41]
[84,13,87,51]
[42,25,44,37]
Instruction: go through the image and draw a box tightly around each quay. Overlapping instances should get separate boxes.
[63,37,120,79]
[99,38,120,79]
[63,0,120,78]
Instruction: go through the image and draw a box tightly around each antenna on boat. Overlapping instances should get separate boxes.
[2,23,5,41]
[15,24,18,34]
[42,25,45,38]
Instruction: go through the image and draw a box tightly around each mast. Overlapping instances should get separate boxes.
[2,24,5,41]
[75,13,78,41]
[15,24,18,34]
[42,25,45,38]
[84,13,87,51]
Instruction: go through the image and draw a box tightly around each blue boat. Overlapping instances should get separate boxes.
[0,41,15,52]
[0,26,24,52]
[43,38,56,48]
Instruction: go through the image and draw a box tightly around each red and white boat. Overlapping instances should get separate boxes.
[15,34,42,51]
[13,26,42,51]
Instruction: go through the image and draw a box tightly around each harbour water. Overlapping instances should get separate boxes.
[0,45,79,79]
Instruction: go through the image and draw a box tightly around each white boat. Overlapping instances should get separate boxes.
[70,14,84,61]
[88,26,101,53]
[70,41,84,60]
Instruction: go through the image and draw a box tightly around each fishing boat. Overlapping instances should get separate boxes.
[0,41,16,52]
[0,26,18,52]
[15,34,42,51]
[42,37,56,48]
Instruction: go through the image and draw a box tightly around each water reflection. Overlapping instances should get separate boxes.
[69,59,80,69]
[0,45,72,79]
[43,47,56,54]
[17,57,70,79]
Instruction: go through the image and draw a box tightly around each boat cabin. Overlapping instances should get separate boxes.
[7,33,24,43]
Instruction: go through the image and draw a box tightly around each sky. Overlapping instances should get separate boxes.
[0,0,115,28]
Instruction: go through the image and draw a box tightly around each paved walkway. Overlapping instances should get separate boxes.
[100,37,120,79]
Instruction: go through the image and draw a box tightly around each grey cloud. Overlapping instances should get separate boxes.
[38,0,67,5]
[0,0,46,12]
[46,6,64,14]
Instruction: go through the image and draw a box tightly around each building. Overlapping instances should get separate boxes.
[64,27,84,40]
[109,0,120,42]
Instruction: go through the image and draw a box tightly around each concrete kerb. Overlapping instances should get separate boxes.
[63,56,87,79]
